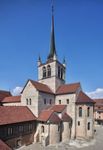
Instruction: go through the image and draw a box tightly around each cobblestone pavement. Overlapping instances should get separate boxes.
[20,126,103,150]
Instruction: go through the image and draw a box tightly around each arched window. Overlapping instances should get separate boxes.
[79,107,82,117]
[67,99,69,104]
[58,66,61,78]
[61,68,63,79]
[87,122,90,130]
[41,125,45,133]
[47,65,51,77]
[42,66,46,78]
[87,107,90,117]
[59,100,61,104]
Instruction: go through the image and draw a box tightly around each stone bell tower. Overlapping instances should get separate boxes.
[38,3,66,93]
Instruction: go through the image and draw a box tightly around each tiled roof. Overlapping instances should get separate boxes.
[0,139,11,150]
[56,82,80,95]
[49,105,67,113]
[22,79,54,94]
[2,96,21,103]
[0,90,11,102]
[0,106,36,125]
[94,99,103,104]
[30,80,54,94]
[76,91,94,104]
[38,110,61,123]
[62,113,72,122]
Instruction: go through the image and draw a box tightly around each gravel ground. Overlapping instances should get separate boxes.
[19,126,103,150]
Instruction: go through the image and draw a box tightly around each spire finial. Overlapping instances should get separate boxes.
[51,0,54,16]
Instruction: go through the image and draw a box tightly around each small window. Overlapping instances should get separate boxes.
[59,100,61,104]
[19,126,23,132]
[87,122,90,130]
[58,66,61,78]
[7,127,13,136]
[79,107,82,117]
[26,99,28,105]
[87,107,90,117]
[47,65,51,77]
[61,68,63,79]
[43,66,46,78]
[50,99,52,104]
[78,121,80,126]
[28,124,33,131]
[67,99,69,104]
[29,98,32,105]
[44,99,46,104]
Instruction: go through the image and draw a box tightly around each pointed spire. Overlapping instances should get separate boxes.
[38,55,41,62]
[48,0,57,60]
[37,55,42,66]
[63,57,66,67]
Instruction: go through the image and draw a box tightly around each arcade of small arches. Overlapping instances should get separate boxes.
[42,65,65,80]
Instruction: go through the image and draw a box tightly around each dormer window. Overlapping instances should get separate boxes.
[47,65,51,77]
[43,66,46,78]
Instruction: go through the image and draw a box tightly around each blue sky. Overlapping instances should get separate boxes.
[0,0,103,97]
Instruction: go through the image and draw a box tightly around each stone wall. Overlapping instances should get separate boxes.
[21,81,39,117]
[62,122,71,141]
[49,124,60,144]
[76,104,94,139]
[38,92,55,115]
[55,93,77,139]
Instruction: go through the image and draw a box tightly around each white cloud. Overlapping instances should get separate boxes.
[86,88,103,99]
[12,86,23,96]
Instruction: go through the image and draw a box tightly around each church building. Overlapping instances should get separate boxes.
[0,3,95,149]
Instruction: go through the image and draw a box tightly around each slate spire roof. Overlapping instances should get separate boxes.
[48,1,57,60]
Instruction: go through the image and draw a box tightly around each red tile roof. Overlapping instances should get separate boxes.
[56,83,81,95]
[94,99,103,104]
[22,79,54,94]
[49,105,67,113]
[2,96,21,103]
[30,80,54,94]
[76,91,94,104]
[0,106,36,125]
[38,110,61,123]
[0,90,11,102]
[0,139,11,150]
[62,113,72,122]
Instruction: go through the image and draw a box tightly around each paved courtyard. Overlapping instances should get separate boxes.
[20,126,103,150]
